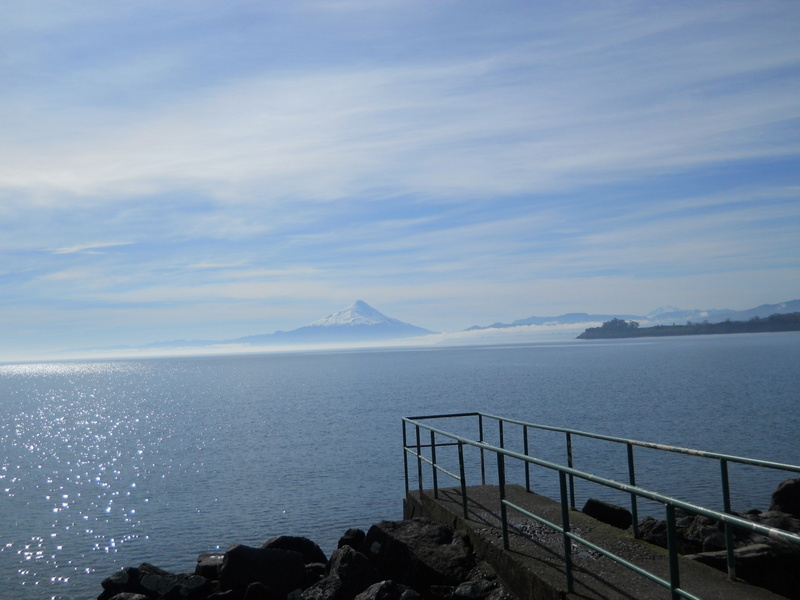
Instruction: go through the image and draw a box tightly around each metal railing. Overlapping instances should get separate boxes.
[402,412,800,600]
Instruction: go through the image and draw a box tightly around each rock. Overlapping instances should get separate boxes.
[741,510,800,546]
[100,566,143,599]
[361,518,474,595]
[300,546,379,600]
[99,564,212,600]
[196,553,225,580]
[454,579,494,600]
[338,528,366,552]
[207,590,239,600]
[243,581,277,600]
[263,536,327,565]
[304,563,327,588]
[428,585,453,600]
[581,498,632,530]
[354,580,421,600]
[107,594,150,600]
[138,563,179,597]
[328,545,378,582]
[770,477,800,516]
[220,544,306,598]
[634,516,667,547]
[637,512,722,555]
[300,575,346,600]
[687,543,800,599]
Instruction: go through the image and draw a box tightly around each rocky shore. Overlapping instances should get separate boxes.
[97,518,515,600]
[584,477,800,599]
[98,478,800,600]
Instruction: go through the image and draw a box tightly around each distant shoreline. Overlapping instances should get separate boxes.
[577,312,800,339]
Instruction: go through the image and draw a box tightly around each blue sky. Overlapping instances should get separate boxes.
[2,1,799,359]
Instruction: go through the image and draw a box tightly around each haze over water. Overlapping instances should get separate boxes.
[1,333,798,600]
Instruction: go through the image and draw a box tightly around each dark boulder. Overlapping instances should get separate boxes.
[453,579,494,600]
[581,498,632,530]
[263,536,327,565]
[328,545,378,583]
[300,546,379,600]
[354,580,421,600]
[687,543,800,599]
[207,591,238,600]
[636,512,724,554]
[361,518,474,596]
[98,564,212,600]
[741,510,800,545]
[219,545,306,598]
[196,553,225,580]
[338,528,366,552]
[100,566,143,599]
[304,562,327,588]
[770,477,800,517]
[242,581,277,600]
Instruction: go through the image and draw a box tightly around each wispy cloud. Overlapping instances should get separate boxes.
[50,242,134,255]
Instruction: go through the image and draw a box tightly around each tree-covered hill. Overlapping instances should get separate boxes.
[577,313,800,339]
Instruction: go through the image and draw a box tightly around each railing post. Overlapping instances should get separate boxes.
[720,459,736,580]
[559,471,574,593]
[499,418,505,448]
[416,425,423,493]
[478,414,486,485]
[665,504,681,600]
[458,441,468,519]
[523,425,531,492]
[497,451,509,550]
[430,429,439,498]
[627,442,639,538]
[566,432,576,509]
[403,420,409,494]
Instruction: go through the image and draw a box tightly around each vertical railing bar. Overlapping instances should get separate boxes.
[666,504,681,600]
[559,471,574,593]
[498,451,509,550]
[403,420,409,494]
[458,441,468,519]
[416,425,423,494]
[479,414,486,485]
[430,429,439,498]
[523,425,531,493]
[627,442,639,538]
[720,459,736,580]
[566,432,576,509]
[499,418,505,448]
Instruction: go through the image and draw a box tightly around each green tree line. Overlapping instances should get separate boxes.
[577,312,800,339]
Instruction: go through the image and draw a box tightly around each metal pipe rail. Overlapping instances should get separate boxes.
[402,413,800,600]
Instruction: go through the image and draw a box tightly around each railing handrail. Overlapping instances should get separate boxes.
[402,416,800,545]
[402,413,800,600]
[403,416,800,545]
[406,412,800,474]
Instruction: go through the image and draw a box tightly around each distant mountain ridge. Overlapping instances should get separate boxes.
[466,299,800,331]
[237,300,435,345]
[142,300,436,350]
[76,298,799,355]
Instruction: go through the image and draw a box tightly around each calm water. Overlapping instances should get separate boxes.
[1,333,798,600]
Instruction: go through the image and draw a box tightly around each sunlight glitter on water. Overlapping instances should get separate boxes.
[0,361,165,598]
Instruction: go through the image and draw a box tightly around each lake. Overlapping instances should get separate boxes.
[1,332,798,600]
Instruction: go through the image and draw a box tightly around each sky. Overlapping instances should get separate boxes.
[1,1,799,360]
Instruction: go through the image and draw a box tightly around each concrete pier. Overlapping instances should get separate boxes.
[405,484,785,600]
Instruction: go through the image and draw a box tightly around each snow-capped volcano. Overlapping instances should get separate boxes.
[309,300,407,327]
[229,300,437,345]
[290,300,435,341]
